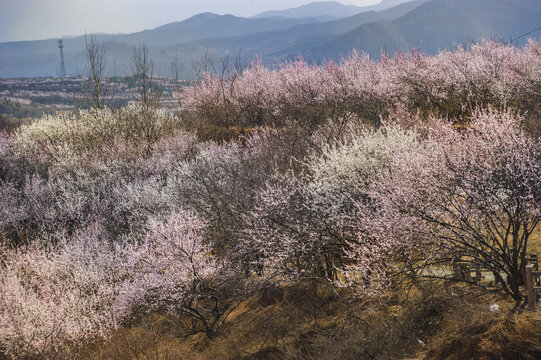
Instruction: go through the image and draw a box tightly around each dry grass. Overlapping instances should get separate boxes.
[82,283,342,360]
[527,227,541,257]
[423,308,541,360]
[73,281,541,360]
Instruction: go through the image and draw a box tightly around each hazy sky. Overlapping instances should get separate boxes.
[0,0,381,42]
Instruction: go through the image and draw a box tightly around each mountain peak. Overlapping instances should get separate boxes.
[186,12,221,21]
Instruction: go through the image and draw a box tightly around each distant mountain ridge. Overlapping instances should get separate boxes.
[169,0,428,59]
[0,0,539,78]
[251,1,363,20]
[111,13,325,47]
[251,0,417,20]
[0,14,324,77]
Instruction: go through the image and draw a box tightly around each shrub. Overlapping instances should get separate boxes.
[0,225,124,359]
[166,130,279,254]
[7,104,179,171]
[243,124,421,287]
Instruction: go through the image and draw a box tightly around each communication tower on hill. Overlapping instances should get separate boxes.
[58,39,66,77]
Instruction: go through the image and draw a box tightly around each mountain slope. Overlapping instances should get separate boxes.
[113,13,325,47]
[0,1,427,78]
[302,0,541,59]
[0,14,323,77]
[168,0,428,59]
[0,13,321,57]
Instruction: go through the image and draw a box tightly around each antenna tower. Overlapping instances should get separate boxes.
[58,39,66,77]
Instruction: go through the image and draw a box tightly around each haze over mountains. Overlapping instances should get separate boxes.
[304,0,541,59]
[252,0,415,20]
[0,0,539,78]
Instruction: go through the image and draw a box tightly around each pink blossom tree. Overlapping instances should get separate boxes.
[178,41,541,131]
[118,210,257,337]
[361,110,541,304]
[0,224,124,359]
[243,124,422,286]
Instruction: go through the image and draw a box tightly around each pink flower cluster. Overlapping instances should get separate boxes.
[179,40,541,126]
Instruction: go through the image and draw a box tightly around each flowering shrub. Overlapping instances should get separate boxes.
[0,210,251,358]
[0,168,168,244]
[118,210,256,337]
[242,124,421,285]
[166,129,279,253]
[398,40,541,120]
[0,225,123,359]
[0,105,180,181]
[13,104,178,153]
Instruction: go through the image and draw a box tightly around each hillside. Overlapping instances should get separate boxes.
[112,13,326,47]
[1,40,541,359]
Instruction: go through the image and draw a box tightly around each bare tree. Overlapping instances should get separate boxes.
[189,51,252,131]
[171,55,184,108]
[131,44,161,108]
[82,34,113,110]
[191,48,214,80]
